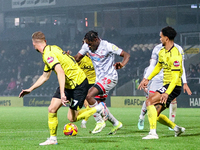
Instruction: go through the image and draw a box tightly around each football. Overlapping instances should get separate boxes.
[63,123,78,136]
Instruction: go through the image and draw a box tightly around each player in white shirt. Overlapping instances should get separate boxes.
[74,30,130,134]
[138,43,192,130]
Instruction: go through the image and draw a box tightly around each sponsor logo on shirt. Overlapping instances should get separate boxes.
[90,53,104,61]
[47,57,54,63]
[173,60,180,67]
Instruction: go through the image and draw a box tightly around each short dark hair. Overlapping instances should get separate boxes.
[161,26,177,40]
[84,30,99,42]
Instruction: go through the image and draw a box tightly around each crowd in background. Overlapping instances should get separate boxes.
[0,29,199,96]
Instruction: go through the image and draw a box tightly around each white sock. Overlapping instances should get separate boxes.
[139,101,147,120]
[169,101,177,122]
[50,136,57,140]
[90,102,104,123]
[81,119,87,124]
[150,129,157,135]
[173,125,179,131]
[106,108,119,126]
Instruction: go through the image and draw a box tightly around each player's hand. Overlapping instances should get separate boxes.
[19,89,31,98]
[66,50,70,55]
[138,78,149,90]
[114,62,124,69]
[160,93,168,105]
[61,95,69,106]
[183,83,192,95]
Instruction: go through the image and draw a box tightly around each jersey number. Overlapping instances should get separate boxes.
[71,99,78,107]
[102,77,111,85]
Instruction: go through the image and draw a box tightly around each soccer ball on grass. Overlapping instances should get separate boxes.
[63,123,78,136]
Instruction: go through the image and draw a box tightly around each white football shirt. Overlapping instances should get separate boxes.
[78,40,123,82]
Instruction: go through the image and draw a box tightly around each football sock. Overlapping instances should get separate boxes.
[89,102,104,123]
[48,113,58,137]
[139,101,147,120]
[147,105,157,130]
[157,114,176,129]
[81,119,87,125]
[78,107,90,116]
[76,107,97,121]
[50,136,57,140]
[169,100,177,123]
[107,108,119,126]
[174,125,181,132]
[93,112,104,123]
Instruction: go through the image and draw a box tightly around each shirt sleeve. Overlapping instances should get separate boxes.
[144,59,157,79]
[78,43,88,56]
[181,60,187,83]
[107,42,123,55]
[43,51,60,71]
[147,62,162,81]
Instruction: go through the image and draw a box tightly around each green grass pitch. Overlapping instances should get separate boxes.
[0,107,200,150]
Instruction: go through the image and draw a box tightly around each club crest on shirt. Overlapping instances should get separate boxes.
[112,45,119,51]
[173,60,180,67]
[47,57,54,63]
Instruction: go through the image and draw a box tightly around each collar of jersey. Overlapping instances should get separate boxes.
[165,45,174,52]
[43,45,48,54]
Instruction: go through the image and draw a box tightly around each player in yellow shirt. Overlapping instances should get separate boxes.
[78,54,96,86]
[139,26,185,139]
[77,54,95,128]
[19,31,91,146]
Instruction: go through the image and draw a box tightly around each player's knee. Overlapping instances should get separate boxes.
[145,99,151,106]
[68,117,76,122]
[48,106,57,113]
[86,94,95,104]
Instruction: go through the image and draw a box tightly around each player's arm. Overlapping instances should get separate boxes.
[54,64,68,106]
[74,53,84,63]
[19,71,52,97]
[114,50,130,69]
[160,69,180,104]
[138,59,157,90]
[181,60,192,95]
[144,59,157,79]
[147,62,162,81]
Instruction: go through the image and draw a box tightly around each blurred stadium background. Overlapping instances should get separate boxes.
[0,0,200,107]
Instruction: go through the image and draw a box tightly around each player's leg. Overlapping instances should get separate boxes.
[138,101,146,130]
[76,87,107,122]
[39,97,62,145]
[169,98,177,130]
[156,86,184,137]
[88,98,106,134]
[157,111,185,137]
[169,98,177,122]
[81,100,90,128]
[138,92,154,130]
[80,83,95,128]
[142,92,161,139]
[93,98,122,135]
[139,101,147,120]
[106,107,123,135]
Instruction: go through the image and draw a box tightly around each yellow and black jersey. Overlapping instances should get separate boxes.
[148,45,183,95]
[42,45,86,89]
[78,55,96,84]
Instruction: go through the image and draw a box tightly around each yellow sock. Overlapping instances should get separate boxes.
[78,107,90,115]
[76,107,97,121]
[48,113,58,137]
[157,114,176,129]
[147,105,157,130]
